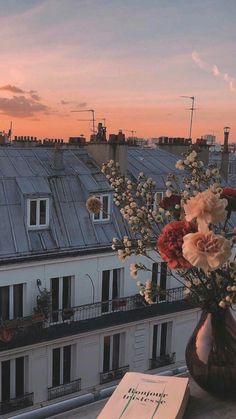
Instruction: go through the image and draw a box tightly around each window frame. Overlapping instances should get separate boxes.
[27,197,50,229]
[92,194,111,222]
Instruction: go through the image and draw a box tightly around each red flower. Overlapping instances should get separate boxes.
[157,220,197,269]
[159,195,181,210]
[221,188,236,212]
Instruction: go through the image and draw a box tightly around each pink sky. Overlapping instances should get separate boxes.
[0,1,236,142]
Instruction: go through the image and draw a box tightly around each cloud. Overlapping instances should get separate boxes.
[60,100,87,108]
[212,65,220,76]
[192,50,235,92]
[191,51,209,71]
[0,84,25,94]
[0,95,49,117]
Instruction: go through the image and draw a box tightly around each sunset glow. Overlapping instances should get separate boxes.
[0,0,236,142]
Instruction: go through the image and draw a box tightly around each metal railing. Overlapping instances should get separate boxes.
[100,365,130,384]
[48,286,185,326]
[0,392,34,414]
[149,352,176,370]
[48,379,81,401]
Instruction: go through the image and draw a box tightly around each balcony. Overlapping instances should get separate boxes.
[0,287,192,351]
[149,352,176,370]
[48,379,81,401]
[0,392,34,414]
[0,313,45,343]
[48,286,185,326]
[100,365,130,384]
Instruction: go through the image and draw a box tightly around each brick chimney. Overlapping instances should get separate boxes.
[220,127,230,181]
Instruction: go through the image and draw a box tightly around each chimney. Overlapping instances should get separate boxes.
[220,126,230,181]
[53,144,64,170]
[86,141,127,175]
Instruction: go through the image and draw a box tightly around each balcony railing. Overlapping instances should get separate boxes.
[149,352,176,370]
[48,286,185,326]
[100,365,130,384]
[0,392,34,414]
[48,379,81,401]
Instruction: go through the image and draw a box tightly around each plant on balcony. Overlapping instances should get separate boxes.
[62,308,74,321]
[86,150,236,397]
[34,288,52,319]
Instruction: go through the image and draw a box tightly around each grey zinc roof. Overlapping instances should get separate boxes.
[128,147,182,189]
[0,147,128,263]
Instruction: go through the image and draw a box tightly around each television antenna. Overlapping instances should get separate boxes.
[180,96,196,139]
[71,109,96,136]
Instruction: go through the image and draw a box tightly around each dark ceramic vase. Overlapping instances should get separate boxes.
[185,308,236,398]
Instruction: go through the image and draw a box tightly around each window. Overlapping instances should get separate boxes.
[152,262,168,301]
[93,195,110,221]
[152,322,172,359]
[1,357,28,402]
[147,191,163,211]
[0,284,24,321]
[153,192,163,210]
[103,333,125,372]
[51,276,73,322]
[27,198,49,228]
[101,269,124,313]
[52,345,72,387]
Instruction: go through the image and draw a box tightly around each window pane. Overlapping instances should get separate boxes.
[63,345,71,384]
[155,192,163,204]
[0,286,9,321]
[102,196,109,219]
[93,196,100,220]
[103,336,110,372]
[160,263,167,301]
[40,200,47,225]
[102,271,110,313]
[63,277,71,309]
[30,201,37,226]
[15,357,24,397]
[112,269,119,300]
[52,348,60,387]
[152,325,158,359]
[14,284,23,318]
[51,278,59,322]
[160,323,168,357]
[112,333,120,370]
[1,360,10,401]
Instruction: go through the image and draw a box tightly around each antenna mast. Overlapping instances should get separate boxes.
[180,96,196,139]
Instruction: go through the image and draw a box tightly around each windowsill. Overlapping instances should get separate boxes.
[27,225,49,231]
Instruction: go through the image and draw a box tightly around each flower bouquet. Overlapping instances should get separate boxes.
[87,149,236,397]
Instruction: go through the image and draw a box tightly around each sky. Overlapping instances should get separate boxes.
[0,0,236,142]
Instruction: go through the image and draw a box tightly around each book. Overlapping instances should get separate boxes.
[97,372,189,419]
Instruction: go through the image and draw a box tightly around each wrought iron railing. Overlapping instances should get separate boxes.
[48,378,81,400]
[48,286,185,326]
[149,352,176,370]
[0,392,34,414]
[100,365,130,384]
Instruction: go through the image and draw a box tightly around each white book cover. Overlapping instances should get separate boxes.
[97,372,189,419]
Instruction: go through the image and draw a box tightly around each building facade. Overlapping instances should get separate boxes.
[0,144,199,414]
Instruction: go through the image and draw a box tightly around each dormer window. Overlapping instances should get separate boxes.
[93,195,110,221]
[27,198,49,228]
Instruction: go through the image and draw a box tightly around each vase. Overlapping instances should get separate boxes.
[185,308,236,398]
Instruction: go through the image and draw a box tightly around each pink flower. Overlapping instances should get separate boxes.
[182,230,231,273]
[184,189,227,231]
[157,220,197,269]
